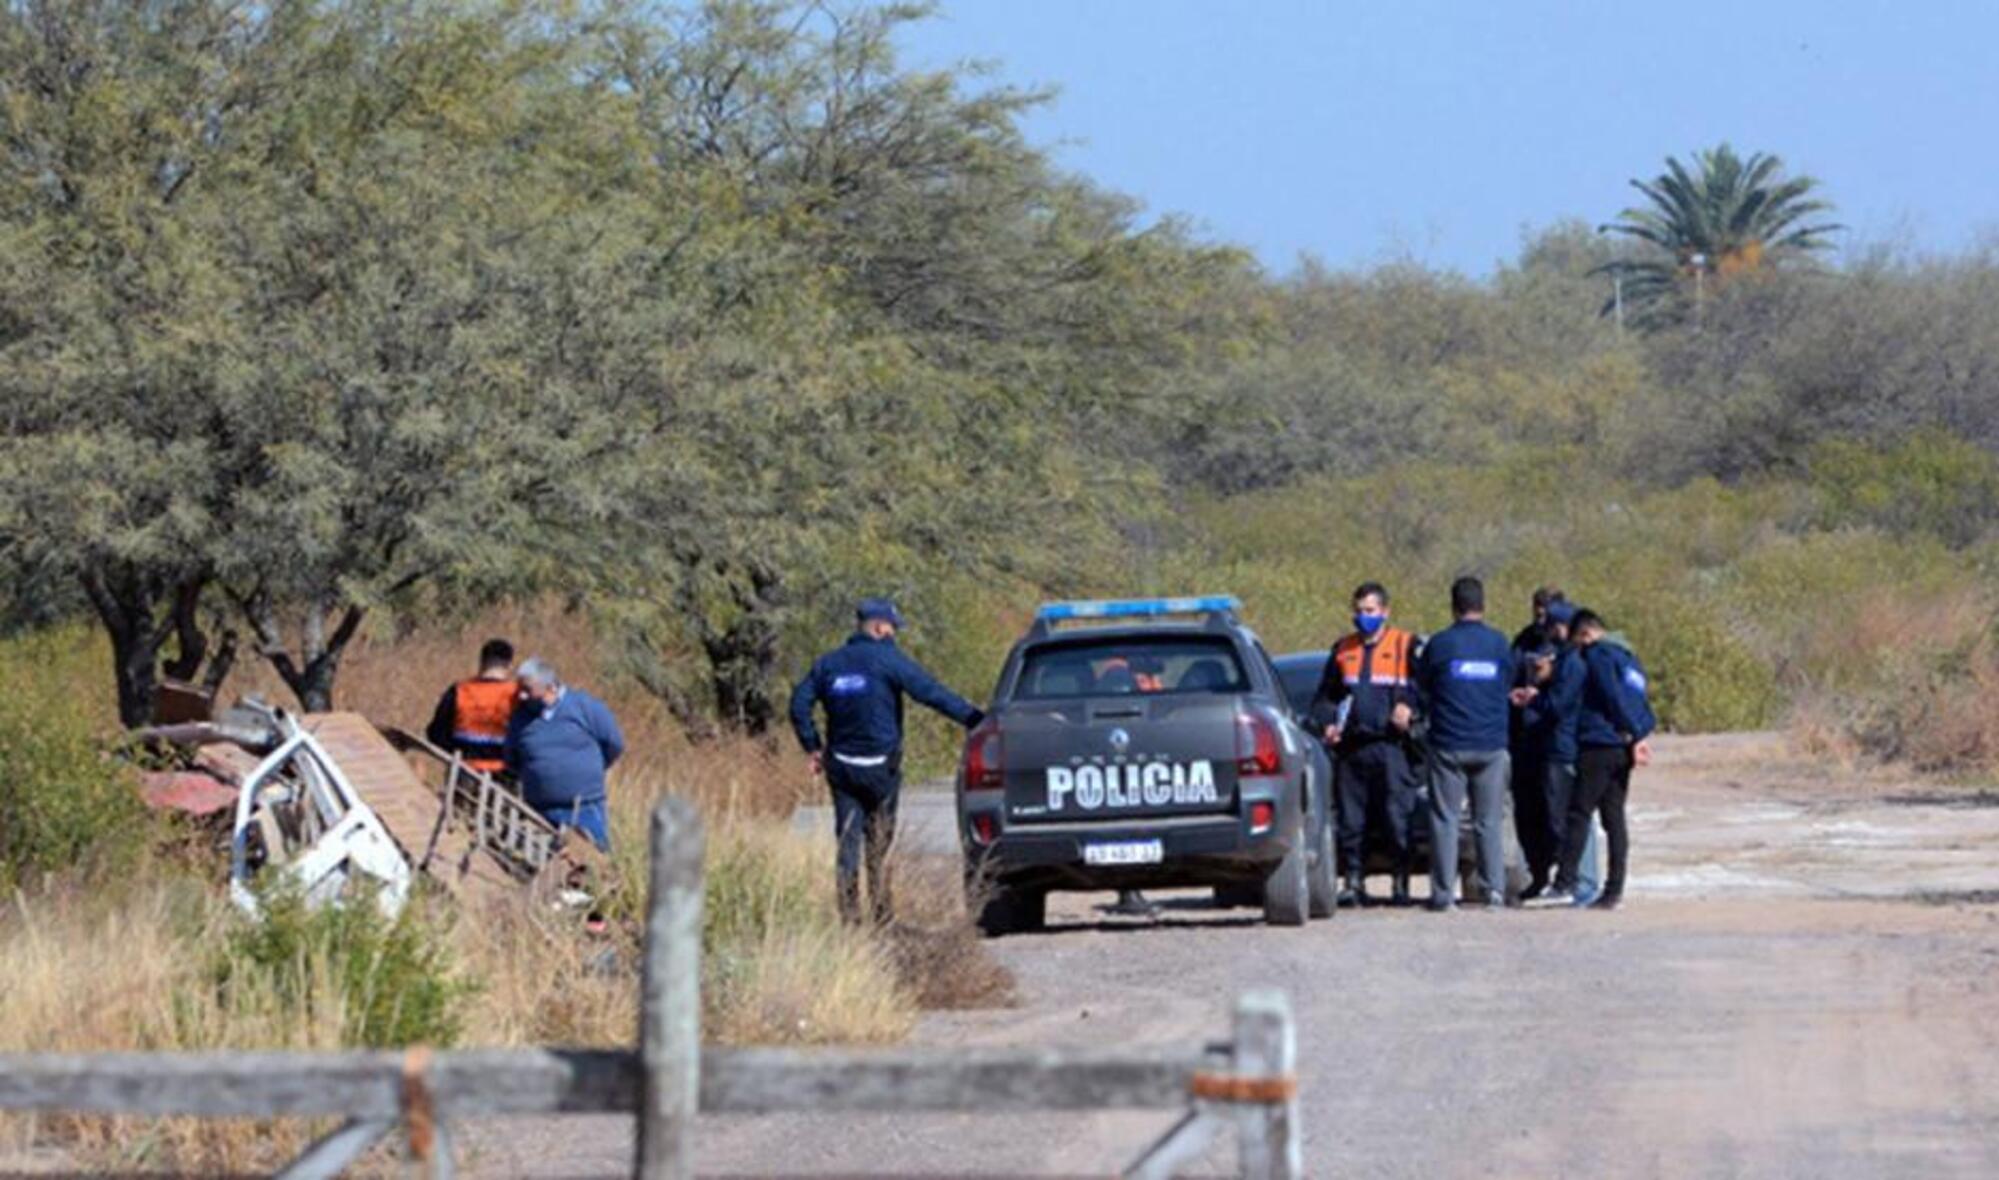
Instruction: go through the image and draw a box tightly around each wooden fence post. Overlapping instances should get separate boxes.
[1232,989,1301,1180]
[636,797,704,1180]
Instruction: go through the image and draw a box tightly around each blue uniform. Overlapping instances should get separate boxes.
[789,630,983,924]
[1517,644,1589,887]
[1523,645,1587,767]
[1578,638,1656,749]
[1560,635,1656,904]
[788,633,983,757]
[1414,618,1519,904]
[505,687,624,849]
[1416,620,1518,754]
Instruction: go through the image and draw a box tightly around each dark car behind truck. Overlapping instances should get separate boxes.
[957,597,1336,935]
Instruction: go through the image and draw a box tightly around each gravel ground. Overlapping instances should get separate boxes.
[471,733,1999,1178]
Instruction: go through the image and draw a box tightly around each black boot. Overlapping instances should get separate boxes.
[1109,889,1160,917]
[1391,870,1411,906]
[1336,873,1359,908]
[1347,873,1371,908]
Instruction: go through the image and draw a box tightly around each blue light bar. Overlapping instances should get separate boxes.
[1035,595,1242,622]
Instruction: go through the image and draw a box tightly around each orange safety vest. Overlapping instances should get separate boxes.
[452,678,518,773]
[1332,627,1415,689]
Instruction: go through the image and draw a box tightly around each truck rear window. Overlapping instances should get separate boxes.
[1014,637,1249,700]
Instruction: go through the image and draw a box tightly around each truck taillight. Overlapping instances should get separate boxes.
[964,721,1004,790]
[1249,801,1275,835]
[971,813,997,845]
[1235,711,1282,777]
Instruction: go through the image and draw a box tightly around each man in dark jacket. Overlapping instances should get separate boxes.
[1308,581,1422,907]
[1415,576,1519,911]
[1511,586,1564,656]
[1514,601,1589,898]
[790,598,985,924]
[1555,609,1656,910]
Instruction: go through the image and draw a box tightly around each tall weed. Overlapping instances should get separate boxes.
[0,627,151,890]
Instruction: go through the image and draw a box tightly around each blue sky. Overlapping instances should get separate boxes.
[896,1,1999,276]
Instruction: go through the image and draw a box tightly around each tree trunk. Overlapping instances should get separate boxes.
[107,622,161,730]
[234,589,364,714]
[698,561,785,735]
[702,615,780,734]
[79,567,213,728]
[160,579,208,682]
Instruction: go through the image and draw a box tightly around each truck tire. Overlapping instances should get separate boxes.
[1263,826,1309,927]
[1306,806,1338,920]
[975,884,1045,938]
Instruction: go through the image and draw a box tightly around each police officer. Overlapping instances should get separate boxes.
[1512,586,1564,655]
[1415,576,1519,911]
[1555,609,1656,910]
[424,637,518,776]
[1532,601,1604,903]
[789,598,985,925]
[1308,581,1421,907]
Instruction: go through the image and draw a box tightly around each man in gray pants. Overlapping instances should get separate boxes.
[1415,577,1521,910]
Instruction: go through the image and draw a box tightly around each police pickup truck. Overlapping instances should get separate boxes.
[957,597,1336,936]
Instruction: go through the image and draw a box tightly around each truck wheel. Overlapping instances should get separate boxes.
[1263,828,1309,927]
[1306,807,1338,920]
[975,884,1045,938]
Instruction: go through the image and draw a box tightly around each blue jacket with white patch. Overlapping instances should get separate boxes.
[789,633,984,759]
[1416,619,1517,754]
[1577,635,1656,750]
[1523,644,1588,766]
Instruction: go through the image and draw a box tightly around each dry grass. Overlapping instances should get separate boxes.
[0,881,348,1173]
[0,814,1007,1173]
[230,598,817,820]
[2,606,1013,1172]
[1788,586,1999,777]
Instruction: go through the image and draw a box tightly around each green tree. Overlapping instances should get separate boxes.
[0,1,676,717]
[1597,144,1840,324]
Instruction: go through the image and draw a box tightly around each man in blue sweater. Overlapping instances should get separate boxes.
[1415,576,1519,911]
[505,657,625,851]
[1556,610,1656,910]
[790,598,985,925]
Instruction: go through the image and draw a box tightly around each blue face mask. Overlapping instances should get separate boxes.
[1354,613,1386,637]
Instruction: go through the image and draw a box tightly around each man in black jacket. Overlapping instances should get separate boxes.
[790,598,985,924]
[1308,581,1422,906]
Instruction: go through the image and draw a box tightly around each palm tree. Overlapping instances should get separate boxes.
[1595,144,1841,323]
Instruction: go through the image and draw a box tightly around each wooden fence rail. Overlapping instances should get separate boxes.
[0,797,1301,1179]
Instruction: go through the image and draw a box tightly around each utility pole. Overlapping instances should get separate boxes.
[1612,273,1624,334]
[1690,252,1706,330]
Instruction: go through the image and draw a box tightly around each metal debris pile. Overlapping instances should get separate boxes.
[134,699,604,917]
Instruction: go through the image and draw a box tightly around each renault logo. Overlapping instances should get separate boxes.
[1107,727,1131,753]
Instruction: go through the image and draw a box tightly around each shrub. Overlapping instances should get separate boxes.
[1788,585,1999,776]
[0,628,151,890]
[1809,431,1999,546]
[697,823,916,1045]
[212,886,476,1048]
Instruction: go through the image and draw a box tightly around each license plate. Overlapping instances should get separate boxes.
[1084,839,1163,866]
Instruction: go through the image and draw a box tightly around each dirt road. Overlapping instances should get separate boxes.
[485,733,1999,1178]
